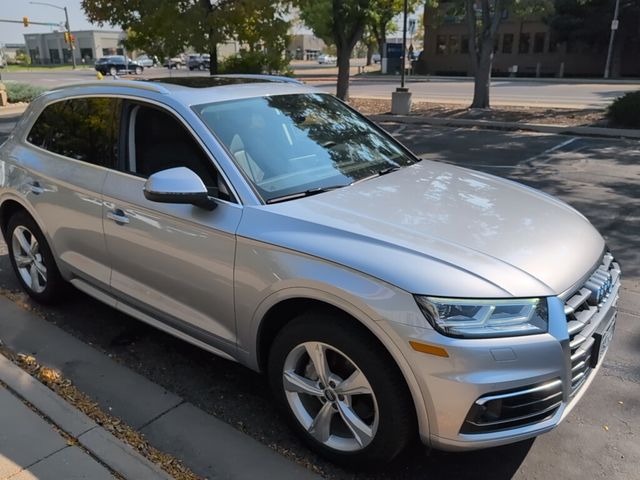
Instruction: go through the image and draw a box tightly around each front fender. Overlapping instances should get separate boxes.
[233,236,431,441]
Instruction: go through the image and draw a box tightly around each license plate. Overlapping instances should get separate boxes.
[590,316,616,368]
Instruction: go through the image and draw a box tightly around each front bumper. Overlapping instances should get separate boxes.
[385,255,621,451]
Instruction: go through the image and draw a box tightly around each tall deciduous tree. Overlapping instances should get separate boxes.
[368,0,420,59]
[297,0,372,100]
[550,0,640,78]
[82,0,291,75]
[421,1,552,109]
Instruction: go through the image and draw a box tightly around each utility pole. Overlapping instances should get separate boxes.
[400,0,408,89]
[604,0,620,79]
[30,2,76,69]
[391,0,412,114]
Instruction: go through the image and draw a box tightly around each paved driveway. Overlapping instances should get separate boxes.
[0,122,638,479]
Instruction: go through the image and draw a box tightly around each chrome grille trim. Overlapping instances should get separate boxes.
[564,252,621,396]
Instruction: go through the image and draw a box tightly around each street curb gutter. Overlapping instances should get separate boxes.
[0,354,171,480]
[369,114,640,139]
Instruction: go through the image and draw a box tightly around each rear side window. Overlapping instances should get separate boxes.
[27,97,121,168]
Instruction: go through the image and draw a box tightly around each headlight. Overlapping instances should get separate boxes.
[414,296,548,339]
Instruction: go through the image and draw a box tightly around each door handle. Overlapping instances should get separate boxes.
[28,181,44,195]
[106,209,130,225]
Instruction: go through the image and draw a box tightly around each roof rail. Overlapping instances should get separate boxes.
[52,79,171,94]
[213,74,304,85]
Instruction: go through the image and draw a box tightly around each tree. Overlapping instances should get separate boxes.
[550,0,640,78]
[420,1,552,109]
[368,0,420,59]
[297,0,372,100]
[82,0,291,75]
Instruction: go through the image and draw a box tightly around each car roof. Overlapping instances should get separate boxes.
[46,75,318,106]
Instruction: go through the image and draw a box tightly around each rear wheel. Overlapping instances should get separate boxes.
[135,66,142,75]
[109,66,117,76]
[198,63,205,71]
[268,311,416,468]
[6,212,65,304]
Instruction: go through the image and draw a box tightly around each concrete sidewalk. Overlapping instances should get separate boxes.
[0,384,116,480]
[0,354,171,480]
[0,296,320,480]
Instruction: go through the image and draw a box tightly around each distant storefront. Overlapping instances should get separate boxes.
[420,11,640,77]
[24,30,126,65]
[289,34,326,60]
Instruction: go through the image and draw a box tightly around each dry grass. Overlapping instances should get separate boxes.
[349,97,607,127]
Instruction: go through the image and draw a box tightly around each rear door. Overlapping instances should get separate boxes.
[21,97,121,289]
[102,101,242,352]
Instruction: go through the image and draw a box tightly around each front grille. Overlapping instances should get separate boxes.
[460,379,563,434]
[564,252,621,394]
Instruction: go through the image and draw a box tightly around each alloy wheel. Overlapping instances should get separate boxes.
[282,341,379,452]
[12,226,47,293]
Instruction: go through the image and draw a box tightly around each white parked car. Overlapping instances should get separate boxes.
[317,54,337,65]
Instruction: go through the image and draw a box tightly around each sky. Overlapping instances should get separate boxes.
[0,0,117,45]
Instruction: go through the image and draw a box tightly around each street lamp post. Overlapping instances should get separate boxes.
[603,0,620,79]
[30,2,76,69]
[391,0,412,114]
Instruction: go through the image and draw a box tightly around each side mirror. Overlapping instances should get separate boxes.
[143,167,216,210]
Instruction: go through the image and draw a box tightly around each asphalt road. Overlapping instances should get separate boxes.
[0,122,638,479]
[2,67,638,108]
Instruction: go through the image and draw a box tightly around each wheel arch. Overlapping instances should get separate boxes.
[253,288,430,440]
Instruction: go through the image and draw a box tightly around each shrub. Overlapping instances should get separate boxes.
[220,50,291,76]
[220,51,265,74]
[4,82,47,103]
[607,91,640,128]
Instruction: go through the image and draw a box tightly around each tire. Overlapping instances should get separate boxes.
[268,311,416,468]
[198,63,205,71]
[109,66,117,76]
[6,212,66,304]
[135,66,142,75]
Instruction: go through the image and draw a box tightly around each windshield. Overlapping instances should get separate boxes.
[194,93,416,202]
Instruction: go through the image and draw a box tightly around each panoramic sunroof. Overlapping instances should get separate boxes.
[144,76,271,88]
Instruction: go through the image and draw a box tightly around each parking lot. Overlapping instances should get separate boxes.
[0,121,638,479]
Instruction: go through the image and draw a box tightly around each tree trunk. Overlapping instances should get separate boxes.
[470,37,493,109]
[336,48,351,100]
[209,43,218,75]
[366,42,374,66]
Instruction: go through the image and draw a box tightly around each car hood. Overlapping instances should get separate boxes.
[239,161,604,298]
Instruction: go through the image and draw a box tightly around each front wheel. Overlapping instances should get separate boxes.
[135,66,142,75]
[109,66,117,76]
[268,312,416,468]
[6,212,66,304]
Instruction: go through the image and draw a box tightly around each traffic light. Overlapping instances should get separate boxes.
[23,16,29,27]
[64,31,70,43]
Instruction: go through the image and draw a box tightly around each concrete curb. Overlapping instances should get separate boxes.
[0,354,171,480]
[0,103,28,119]
[369,114,640,139]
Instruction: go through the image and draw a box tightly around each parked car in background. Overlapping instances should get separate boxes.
[95,56,143,76]
[188,54,210,71]
[372,53,381,64]
[317,54,337,65]
[0,75,621,469]
[135,54,157,67]
[164,56,184,69]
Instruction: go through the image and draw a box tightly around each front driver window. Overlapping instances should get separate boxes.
[127,104,231,200]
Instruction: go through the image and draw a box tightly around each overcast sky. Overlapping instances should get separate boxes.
[1,0,117,45]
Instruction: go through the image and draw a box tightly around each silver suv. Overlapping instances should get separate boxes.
[0,76,620,467]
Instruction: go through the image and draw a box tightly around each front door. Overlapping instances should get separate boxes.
[102,102,242,351]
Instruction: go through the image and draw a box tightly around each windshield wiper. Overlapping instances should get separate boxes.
[266,184,347,204]
[351,166,400,185]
